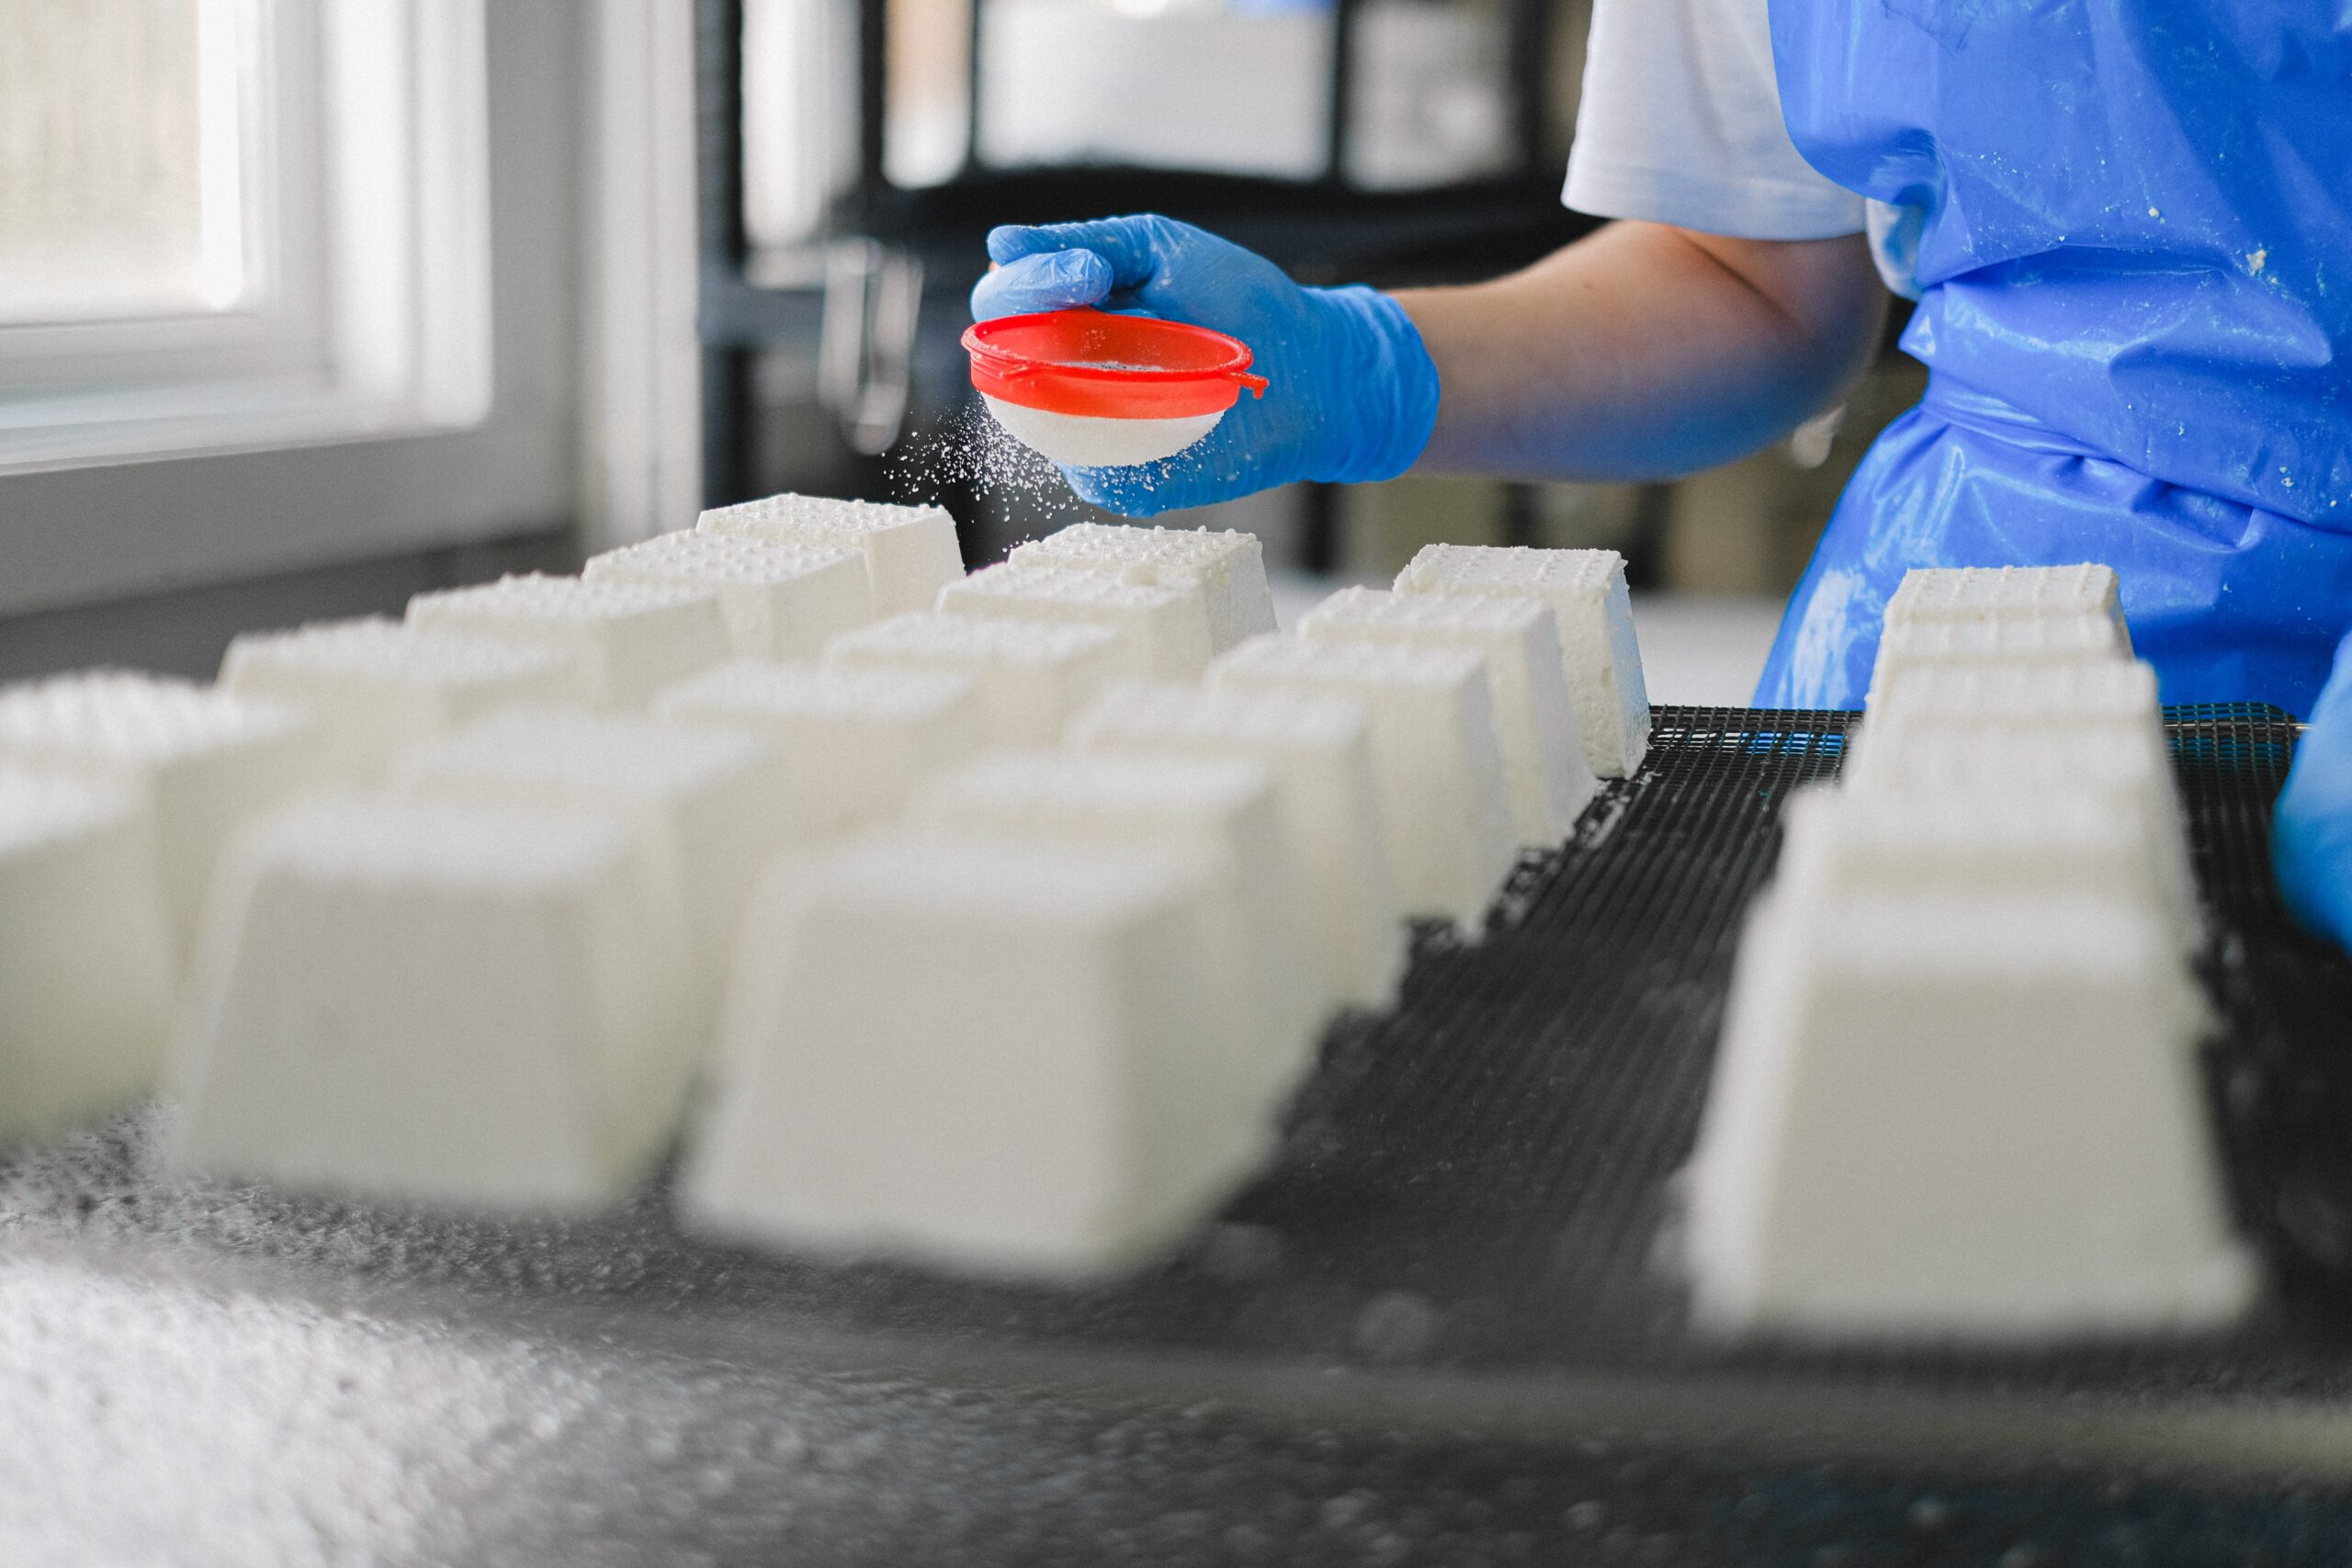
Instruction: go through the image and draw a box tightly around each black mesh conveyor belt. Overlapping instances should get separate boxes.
[6,704,2352,1565]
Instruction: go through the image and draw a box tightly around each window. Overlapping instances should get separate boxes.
[0,0,689,626]
[0,0,492,474]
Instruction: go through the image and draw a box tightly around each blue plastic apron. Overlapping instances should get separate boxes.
[1753,1,2352,714]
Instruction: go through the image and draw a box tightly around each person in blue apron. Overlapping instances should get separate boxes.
[973,0,2352,944]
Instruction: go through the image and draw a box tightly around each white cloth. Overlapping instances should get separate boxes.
[1564,0,1920,297]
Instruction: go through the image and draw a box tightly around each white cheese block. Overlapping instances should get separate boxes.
[1774,783,2199,952]
[1838,719,2195,926]
[682,830,1265,1278]
[695,492,964,615]
[1866,611,2128,700]
[170,794,698,1212]
[937,562,1215,680]
[1300,586,1596,845]
[652,660,985,836]
[0,768,177,1144]
[583,532,874,659]
[821,612,1123,745]
[1207,635,1516,930]
[405,573,730,709]
[0,671,331,947]
[910,750,1327,1109]
[1393,543,1651,776]
[1883,563,2131,649]
[1069,681,1404,1010]
[1007,523,1276,652]
[1683,886,2253,1339]
[220,617,592,779]
[1868,656,2163,727]
[388,707,786,1011]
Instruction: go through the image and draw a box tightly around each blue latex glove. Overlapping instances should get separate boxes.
[2274,629,2352,950]
[969,214,1440,516]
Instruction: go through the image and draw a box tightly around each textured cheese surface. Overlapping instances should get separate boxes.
[1069,682,1403,1010]
[698,491,956,541]
[1682,886,2251,1339]
[391,707,776,809]
[653,660,985,836]
[1008,524,1276,650]
[1884,563,2129,640]
[589,530,859,587]
[584,533,873,659]
[1394,543,1650,776]
[912,747,1336,1104]
[1773,783,2197,949]
[1840,723,2190,897]
[1208,635,1515,928]
[1869,657,2160,720]
[1397,542,1623,600]
[823,613,1124,744]
[0,766,176,1143]
[221,618,590,777]
[0,671,329,944]
[1302,587,1595,844]
[0,670,312,766]
[389,708,786,1006]
[910,747,1328,1108]
[409,572,717,624]
[405,574,730,708]
[224,618,583,689]
[657,659,976,723]
[682,829,1265,1278]
[695,492,964,615]
[170,793,698,1212]
[938,563,1215,680]
[1867,612,2126,697]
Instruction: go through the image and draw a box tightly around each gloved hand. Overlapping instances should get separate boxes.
[2274,628,2352,950]
[969,214,1440,516]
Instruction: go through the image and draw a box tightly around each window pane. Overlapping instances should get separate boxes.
[0,0,244,324]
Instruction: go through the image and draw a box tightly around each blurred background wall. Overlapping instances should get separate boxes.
[0,0,1920,698]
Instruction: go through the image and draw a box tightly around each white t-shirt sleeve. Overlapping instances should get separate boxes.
[1564,0,1867,243]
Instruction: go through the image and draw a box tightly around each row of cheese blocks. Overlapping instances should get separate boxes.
[684,551,1653,1275]
[1679,565,2256,1341]
[0,502,1650,1277]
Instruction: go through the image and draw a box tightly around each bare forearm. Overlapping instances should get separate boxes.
[1395,222,1888,482]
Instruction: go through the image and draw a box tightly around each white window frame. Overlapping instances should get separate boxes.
[0,0,492,475]
[0,0,684,622]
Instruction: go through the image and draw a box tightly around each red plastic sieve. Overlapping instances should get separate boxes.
[962,308,1268,466]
